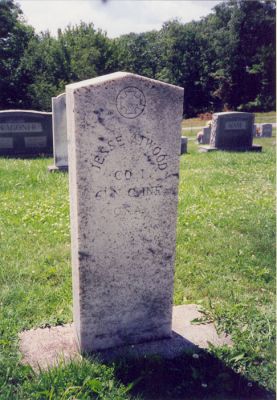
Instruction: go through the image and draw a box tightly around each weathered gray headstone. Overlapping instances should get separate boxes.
[201,126,211,144]
[200,112,262,152]
[0,110,52,156]
[66,72,184,353]
[180,136,188,154]
[260,123,272,137]
[196,124,211,145]
[48,94,68,171]
[253,123,257,137]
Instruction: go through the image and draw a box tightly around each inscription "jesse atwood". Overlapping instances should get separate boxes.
[0,122,43,133]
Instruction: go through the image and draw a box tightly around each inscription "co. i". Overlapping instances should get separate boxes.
[114,169,147,181]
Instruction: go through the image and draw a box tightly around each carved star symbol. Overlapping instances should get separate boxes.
[118,88,145,117]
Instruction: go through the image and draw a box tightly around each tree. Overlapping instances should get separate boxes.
[204,0,276,111]
[114,30,162,78]
[0,0,34,108]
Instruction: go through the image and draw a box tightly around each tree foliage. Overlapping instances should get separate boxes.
[0,0,275,115]
[0,0,34,108]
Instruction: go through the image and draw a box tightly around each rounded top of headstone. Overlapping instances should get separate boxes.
[54,93,66,100]
[0,110,52,116]
[213,111,253,117]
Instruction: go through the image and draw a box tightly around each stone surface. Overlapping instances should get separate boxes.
[200,112,262,152]
[66,72,184,353]
[51,93,68,169]
[180,136,187,154]
[0,110,52,156]
[19,304,232,371]
[260,123,272,137]
[19,324,81,371]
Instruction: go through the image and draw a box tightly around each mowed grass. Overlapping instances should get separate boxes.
[182,111,276,128]
[0,129,275,399]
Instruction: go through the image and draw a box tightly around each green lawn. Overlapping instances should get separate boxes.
[0,131,275,399]
[182,111,276,128]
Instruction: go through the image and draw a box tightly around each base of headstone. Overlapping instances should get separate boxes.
[199,145,262,153]
[48,165,68,173]
[19,305,232,371]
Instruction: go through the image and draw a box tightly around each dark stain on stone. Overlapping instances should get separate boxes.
[145,154,155,166]
[148,248,155,255]
[78,251,92,260]
[109,187,118,198]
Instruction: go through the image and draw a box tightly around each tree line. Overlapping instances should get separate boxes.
[0,0,275,117]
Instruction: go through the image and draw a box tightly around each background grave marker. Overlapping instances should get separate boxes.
[48,93,68,171]
[200,111,262,152]
[0,110,52,156]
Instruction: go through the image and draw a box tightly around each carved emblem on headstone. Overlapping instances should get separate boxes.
[116,86,146,118]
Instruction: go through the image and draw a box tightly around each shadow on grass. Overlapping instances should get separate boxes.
[92,337,275,400]
[111,352,275,400]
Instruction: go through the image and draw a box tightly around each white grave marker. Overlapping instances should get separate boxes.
[66,72,184,352]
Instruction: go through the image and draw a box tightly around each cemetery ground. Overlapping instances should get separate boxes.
[0,126,275,399]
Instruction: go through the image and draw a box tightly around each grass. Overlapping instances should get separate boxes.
[0,126,275,399]
[182,111,276,128]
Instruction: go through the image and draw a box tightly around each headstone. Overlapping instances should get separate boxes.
[180,136,188,154]
[201,126,211,144]
[66,72,184,353]
[199,112,262,152]
[0,110,52,156]
[48,94,68,171]
[260,123,272,137]
[253,123,257,137]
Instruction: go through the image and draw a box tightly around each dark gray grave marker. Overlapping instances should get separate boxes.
[200,112,262,152]
[0,110,53,156]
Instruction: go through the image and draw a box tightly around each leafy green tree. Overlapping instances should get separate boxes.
[18,31,71,110]
[18,22,116,110]
[203,0,276,111]
[114,30,162,78]
[0,0,34,108]
[157,20,208,116]
[1,0,275,114]
[59,22,115,81]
